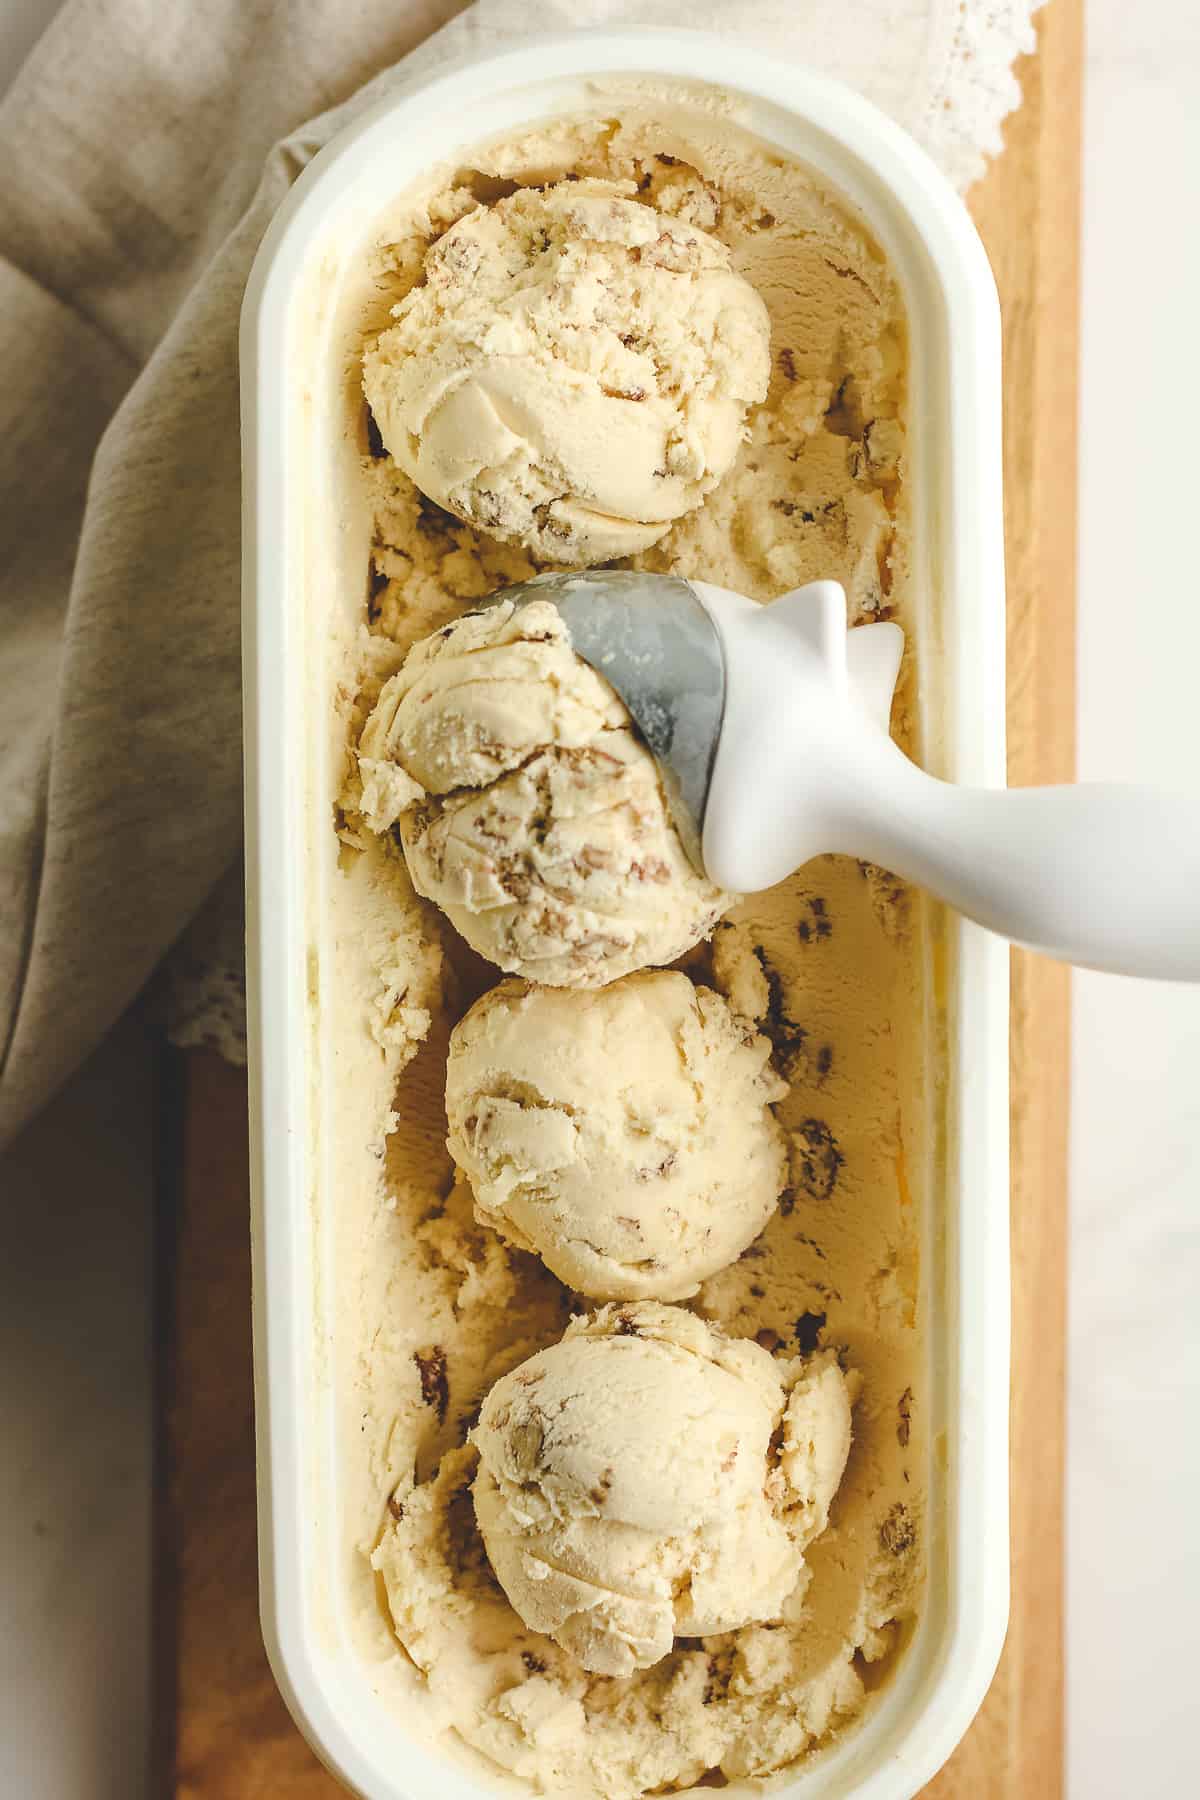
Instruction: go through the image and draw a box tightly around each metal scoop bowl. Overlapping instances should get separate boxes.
[489,570,1200,981]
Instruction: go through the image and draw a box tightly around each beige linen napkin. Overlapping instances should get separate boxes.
[0,0,1039,1146]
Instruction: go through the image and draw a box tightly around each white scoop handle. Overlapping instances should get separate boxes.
[697,581,1200,981]
[823,746,1200,980]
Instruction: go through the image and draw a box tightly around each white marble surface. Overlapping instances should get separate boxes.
[1068,3,1200,1796]
[1,3,1198,1796]
[0,1009,153,1800]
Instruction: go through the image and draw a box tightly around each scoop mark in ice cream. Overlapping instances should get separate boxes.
[823,259,878,301]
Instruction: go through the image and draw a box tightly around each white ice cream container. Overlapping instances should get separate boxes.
[242,30,1010,1800]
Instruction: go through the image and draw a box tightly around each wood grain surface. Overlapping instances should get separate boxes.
[923,1,1080,1791]
[156,7,1079,1791]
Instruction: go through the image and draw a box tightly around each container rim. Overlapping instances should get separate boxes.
[243,29,1010,1800]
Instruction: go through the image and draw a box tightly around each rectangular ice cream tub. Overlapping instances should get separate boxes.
[242,30,1010,1800]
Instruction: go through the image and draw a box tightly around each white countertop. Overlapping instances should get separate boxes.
[1067,3,1200,1793]
[0,3,1197,1795]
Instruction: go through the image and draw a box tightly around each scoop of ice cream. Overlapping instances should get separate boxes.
[362,180,771,563]
[356,599,731,985]
[446,971,788,1300]
[472,1304,853,1676]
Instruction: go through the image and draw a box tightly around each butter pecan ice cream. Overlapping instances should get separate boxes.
[446,971,787,1300]
[356,597,731,983]
[363,180,771,564]
[334,95,926,1800]
[471,1304,854,1676]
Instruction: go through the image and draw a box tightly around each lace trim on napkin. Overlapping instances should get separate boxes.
[918,1,1041,190]
[166,864,247,1066]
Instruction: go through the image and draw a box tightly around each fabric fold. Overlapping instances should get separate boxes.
[0,0,1041,1148]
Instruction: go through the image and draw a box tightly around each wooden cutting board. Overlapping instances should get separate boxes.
[156,5,1079,1790]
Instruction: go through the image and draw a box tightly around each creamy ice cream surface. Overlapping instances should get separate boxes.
[356,597,731,985]
[321,87,928,1800]
[445,971,787,1300]
[469,1305,853,1676]
[363,181,771,563]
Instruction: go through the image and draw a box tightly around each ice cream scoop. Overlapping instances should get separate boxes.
[477,571,1200,981]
